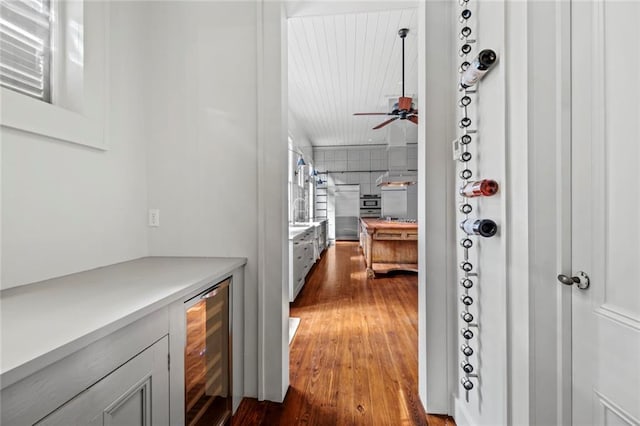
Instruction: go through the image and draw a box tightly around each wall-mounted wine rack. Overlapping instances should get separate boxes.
[455,0,498,401]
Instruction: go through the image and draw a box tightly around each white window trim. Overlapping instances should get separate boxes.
[0,1,109,151]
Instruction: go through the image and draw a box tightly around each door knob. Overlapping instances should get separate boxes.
[557,271,590,290]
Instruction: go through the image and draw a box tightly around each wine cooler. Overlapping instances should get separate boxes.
[184,277,232,426]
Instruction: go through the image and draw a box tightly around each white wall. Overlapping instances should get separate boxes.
[2,0,288,403]
[257,1,289,402]
[453,0,509,423]
[143,0,261,398]
[143,0,289,402]
[419,0,456,415]
[288,112,314,161]
[1,2,150,289]
[450,1,570,425]
[506,2,572,425]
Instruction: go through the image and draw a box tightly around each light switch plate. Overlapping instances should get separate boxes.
[452,138,461,161]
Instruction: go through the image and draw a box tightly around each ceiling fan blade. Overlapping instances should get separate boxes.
[353,112,390,116]
[398,96,413,111]
[373,116,399,130]
[408,115,418,125]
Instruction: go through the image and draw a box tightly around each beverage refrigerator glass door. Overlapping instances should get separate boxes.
[184,278,232,426]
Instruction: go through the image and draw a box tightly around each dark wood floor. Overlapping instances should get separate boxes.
[233,242,454,425]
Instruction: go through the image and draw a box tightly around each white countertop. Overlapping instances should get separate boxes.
[0,256,246,388]
[288,220,327,240]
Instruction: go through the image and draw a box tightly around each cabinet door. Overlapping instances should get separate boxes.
[37,336,169,426]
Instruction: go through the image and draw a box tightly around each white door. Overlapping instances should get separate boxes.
[570,1,640,425]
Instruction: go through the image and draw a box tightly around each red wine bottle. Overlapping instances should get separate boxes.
[460,179,499,197]
[460,218,498,237]
[460,49,497,89]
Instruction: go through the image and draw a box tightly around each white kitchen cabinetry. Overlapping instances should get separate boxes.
[37,336,169,426]
[289,227,314,302]
[0,257,246,426]
[315,220,327,256]
[288,221,328,302]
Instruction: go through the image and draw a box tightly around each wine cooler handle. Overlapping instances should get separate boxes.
[557,271,590,290]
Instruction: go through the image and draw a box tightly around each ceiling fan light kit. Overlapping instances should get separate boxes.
[353,28,418,130]
[455,0,500,401]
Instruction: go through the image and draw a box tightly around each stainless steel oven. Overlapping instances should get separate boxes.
[184,277,232,426]
[359,195,381,209]
[360,195,381,218]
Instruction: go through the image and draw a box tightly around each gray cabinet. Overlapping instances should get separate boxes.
[315,220,327,255]
[37,336,169,426]
[289,227,315,302]
[0,258,246,426]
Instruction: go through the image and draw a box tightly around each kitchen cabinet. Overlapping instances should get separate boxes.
[289,226,315,302]
[1,257,246,426]
[36,336,169,426]
[314,220,328,259]
[288,220,327,302]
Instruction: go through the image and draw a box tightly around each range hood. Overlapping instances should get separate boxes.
[376,171,418,187]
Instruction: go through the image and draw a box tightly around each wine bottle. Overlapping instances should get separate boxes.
[460,49,498,89]
[459,179,499,197]
[460,218,498,237]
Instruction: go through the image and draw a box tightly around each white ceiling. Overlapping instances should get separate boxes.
[287,4,419,147]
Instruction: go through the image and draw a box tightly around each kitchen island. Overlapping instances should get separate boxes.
[360,218,418,277]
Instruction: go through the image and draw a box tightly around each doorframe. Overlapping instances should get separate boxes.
[418,0,457,415]
[553,1,572,424]
[260,0,456,413]
[256,0,289,403]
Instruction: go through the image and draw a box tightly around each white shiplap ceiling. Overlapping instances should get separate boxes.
[287,4,419,147]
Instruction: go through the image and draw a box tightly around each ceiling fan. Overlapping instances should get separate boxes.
[353,28,418,130]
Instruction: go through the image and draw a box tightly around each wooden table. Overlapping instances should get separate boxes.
[359,218,418,277]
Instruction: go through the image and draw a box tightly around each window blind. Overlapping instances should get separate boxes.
[0,0,51,102]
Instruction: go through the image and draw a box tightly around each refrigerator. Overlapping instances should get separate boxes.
[334,184,360,240]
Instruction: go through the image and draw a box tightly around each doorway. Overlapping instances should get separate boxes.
[282,1,454,417]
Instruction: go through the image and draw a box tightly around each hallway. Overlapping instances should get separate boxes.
[234,242,453,425]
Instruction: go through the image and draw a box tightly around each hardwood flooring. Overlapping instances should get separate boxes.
[233,242,454,426]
